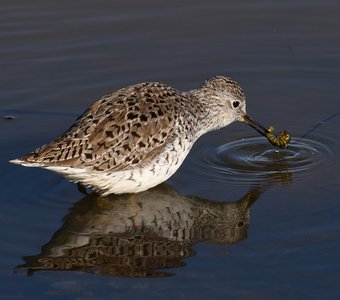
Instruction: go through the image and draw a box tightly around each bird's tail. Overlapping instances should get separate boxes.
[9,146,47,167]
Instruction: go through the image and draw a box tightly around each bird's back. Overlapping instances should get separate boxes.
[11,82,190,173]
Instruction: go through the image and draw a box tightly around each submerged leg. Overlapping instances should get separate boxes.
[77,182,88,195]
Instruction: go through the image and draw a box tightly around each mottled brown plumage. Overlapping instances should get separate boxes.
[21,83,189,170]
[11,76,253,195]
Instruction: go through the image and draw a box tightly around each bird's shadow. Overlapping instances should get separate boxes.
[16,173,292,277]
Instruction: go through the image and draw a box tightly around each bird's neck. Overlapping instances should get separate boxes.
[184,89,228,135]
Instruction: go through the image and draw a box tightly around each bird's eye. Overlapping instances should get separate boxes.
[233,101,240,108]
[237,221,245,228]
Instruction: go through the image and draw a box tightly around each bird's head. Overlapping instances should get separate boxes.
[194,75,288,148]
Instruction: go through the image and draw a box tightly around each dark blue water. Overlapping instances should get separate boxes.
[1,0,340,299]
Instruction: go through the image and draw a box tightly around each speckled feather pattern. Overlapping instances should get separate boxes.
[11,76,247,195]
[22,83,206,169]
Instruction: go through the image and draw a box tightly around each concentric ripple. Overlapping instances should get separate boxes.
[197,136,335,184]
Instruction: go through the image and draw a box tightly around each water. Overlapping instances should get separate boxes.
[1,0,340,299]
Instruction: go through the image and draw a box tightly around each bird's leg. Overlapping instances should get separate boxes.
[77,182,88,195]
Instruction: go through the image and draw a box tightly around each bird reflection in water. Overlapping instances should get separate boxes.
[19,174,291,277]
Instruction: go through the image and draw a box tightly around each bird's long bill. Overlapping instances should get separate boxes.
[242,114,270,137]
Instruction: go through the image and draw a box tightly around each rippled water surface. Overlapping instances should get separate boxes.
[1,1,340,299]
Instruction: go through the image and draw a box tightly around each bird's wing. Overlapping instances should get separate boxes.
[18,82,185,172]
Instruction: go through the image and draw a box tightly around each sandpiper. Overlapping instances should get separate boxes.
[10,76,289,195]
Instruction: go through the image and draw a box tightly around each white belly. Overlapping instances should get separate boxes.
[46,138,192,195]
